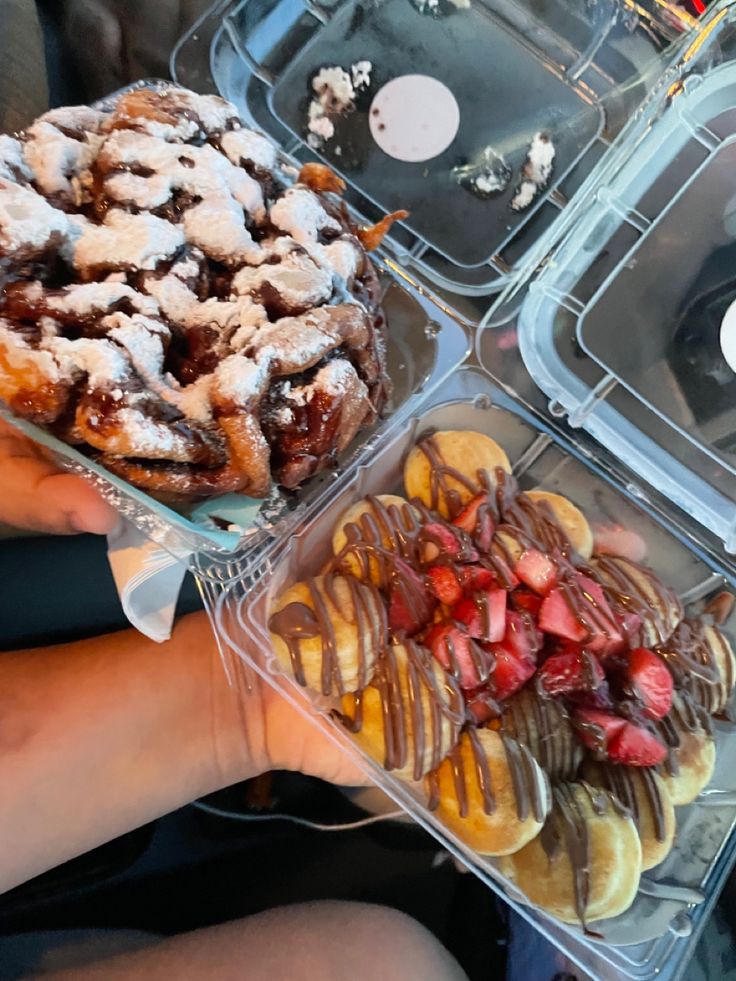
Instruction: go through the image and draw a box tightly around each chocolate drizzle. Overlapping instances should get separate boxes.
[416,434,485,518]
[347,640,465,780]
[657,619,734,715]
[426,728,548,824]
[336,495,423,584]
[593,556,683,647]
[269,572,386,695]
[540,782,627,929]
[502,689,582,780]
[587,763,667,843]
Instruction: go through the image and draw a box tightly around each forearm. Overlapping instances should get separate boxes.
[0,612,256,894]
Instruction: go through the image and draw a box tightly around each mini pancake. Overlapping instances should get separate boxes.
[498,781,642,925]
[341,641,463,782]
[524,490,594,560]
[429,728,550,856]
[269,573,385,695]
[404,430,511,519]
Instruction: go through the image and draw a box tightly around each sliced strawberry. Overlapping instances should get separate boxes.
[538,648,604,697]
[465,686,501,725]
[421,523,478,564]
[510,588,543,619]
[592,523,647,564]
[451,597,483,637]
[516,548,558,595]
[539,588,587,643]
[452,589,507,643]
[489,642,536,701]
[503,609,542,662]
[608,721,668,767]
[388,559,435,636]
[624,647,673,720]
[573,708,627,757]
[453,494,490,534]
[457,565,497,593]
[539,574,623,655]
[426,623,492,690]
[427,566,463,606]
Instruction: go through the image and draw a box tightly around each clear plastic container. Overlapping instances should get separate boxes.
[0,82,469,569]
[479,6,736,558]
[171,0,697,295]
[213,365,736,981]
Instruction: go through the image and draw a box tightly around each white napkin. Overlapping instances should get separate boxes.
[107,520,190,643]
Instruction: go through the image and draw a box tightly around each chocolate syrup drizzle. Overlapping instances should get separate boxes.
[540,782,629,930]
[587,764,667,843]
[269,572,386,696]
[426,728,548,823]
[593,556,684,647]
[657,618,734,716]
[345,639,465,780]
[502,689,582,781]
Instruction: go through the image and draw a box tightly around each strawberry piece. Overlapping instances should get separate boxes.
[539,588,587,643]
[489,642,536,701]
[539,574,623,655]
[503,609,542,661]
[510,588,543,619]
[608,722,668,767]
[465,686,501,725]
[427,566,463,606]
[452,589,507,643]
[457,565,497,593]
[426,623,492,690]
[516,548,558,595]
[451,597,483,637]
[453,494,490,534]
[592,523,647,564]
[538,648,604,696]
[388,559,435,636]
[624,647,674,720]
[421,523,478,564]
[573,708,627,757]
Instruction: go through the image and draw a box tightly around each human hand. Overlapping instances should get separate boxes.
[0,419,118,535]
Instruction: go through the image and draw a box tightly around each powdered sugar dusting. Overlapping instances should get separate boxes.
[106,313,170,378]
[213,355,269,405]
[73,209,185,274]
[42,335,129,387]
[220,129,277,173]
[0,179,69,257]
[0,136,32,183]
[270,188,340,246]
[24,120,103,199]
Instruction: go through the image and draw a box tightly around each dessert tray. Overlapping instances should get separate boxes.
[4,1,736,979]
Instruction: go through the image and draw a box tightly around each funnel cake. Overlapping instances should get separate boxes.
[0,86,396,499]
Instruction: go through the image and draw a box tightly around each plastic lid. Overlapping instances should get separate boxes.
[172,0,697,295]
[478,4,736,555]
